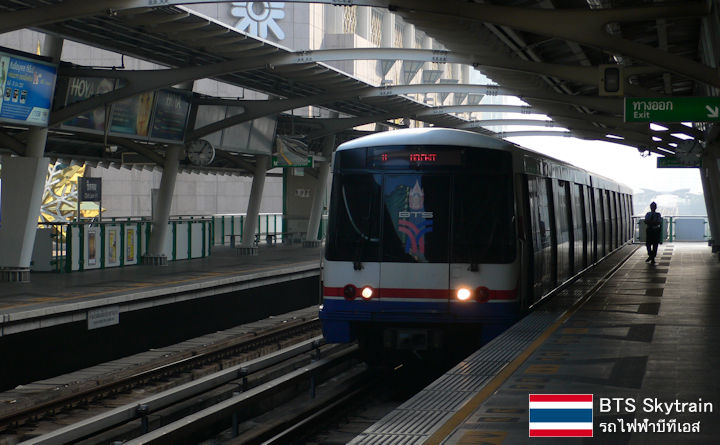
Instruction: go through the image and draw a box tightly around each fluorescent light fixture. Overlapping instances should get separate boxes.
[669,143,678,147]
[652,136,662,142]
[605,134,624,140]
[681,122,693,127]
[650,123,668,131]
[671,133,694,140]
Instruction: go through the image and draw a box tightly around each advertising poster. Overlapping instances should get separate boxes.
[110,91,155,137]
[150,89,191,142]
[108,228,118,264]
[88,230,97,265]
[0,51,57,126]
[61,77,116,132]
[126,227,136,262]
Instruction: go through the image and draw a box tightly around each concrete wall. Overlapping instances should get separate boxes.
[88,167,282,218]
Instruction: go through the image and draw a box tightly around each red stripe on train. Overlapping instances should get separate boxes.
[323,287,517,300]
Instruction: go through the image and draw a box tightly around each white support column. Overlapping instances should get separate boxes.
[143,145,182,265]
[238,155,269,255]
[0,34,62,282]
[304,135,335,247]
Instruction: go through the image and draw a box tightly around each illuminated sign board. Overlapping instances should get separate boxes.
[625,97,720,123]
[60,79,191,144]
[0,50,57,127]
[149,89,191,143]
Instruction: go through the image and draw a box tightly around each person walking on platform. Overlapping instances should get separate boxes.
[644,202,662,264]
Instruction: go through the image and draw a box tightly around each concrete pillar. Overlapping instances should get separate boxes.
[304,135,335,247]
[0,34,62,282]
[143,145,182,265]
[700,159,718,248]
[238,155,269,255]
[702,143,720,254]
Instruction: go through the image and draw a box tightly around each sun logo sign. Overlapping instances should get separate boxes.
[230,2,286,40]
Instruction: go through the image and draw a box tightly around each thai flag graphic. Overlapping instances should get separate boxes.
[529,394,593,437]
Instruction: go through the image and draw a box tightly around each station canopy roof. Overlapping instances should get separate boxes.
[0,0,717,173]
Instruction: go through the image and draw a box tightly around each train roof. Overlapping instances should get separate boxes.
[336,128,633,194]
[337,127,509,151]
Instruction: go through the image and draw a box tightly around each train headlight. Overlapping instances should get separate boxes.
[456,287,472,301]
[343,284,357,300]
[475,286,490,303]
[361,286,374,300]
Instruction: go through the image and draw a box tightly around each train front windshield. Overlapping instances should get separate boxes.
[326,145,516,264]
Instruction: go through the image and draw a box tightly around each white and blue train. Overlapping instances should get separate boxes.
[319,128,633,355]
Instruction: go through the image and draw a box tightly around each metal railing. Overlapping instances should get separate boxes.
[36,213,328,273]
[212,213,327,246]
[37,217,213,273]
[632,215,711,243]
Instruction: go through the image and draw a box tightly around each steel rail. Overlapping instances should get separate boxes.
[0,318,321,434]
[123,345,359,444]
[19,336,328,445]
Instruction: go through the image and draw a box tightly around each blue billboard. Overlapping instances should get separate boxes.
[0,51,57,127]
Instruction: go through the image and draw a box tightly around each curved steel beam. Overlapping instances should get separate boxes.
[391,0,718,88]
[460,119,559,128]
[417,104,545,117]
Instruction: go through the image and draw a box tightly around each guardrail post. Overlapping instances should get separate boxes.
[136,404,149,433]
[65,224,72,273]
[78,224,85,271]
[231,403,240,438]
[100,223,106,269]
[188,220,192,259]
[120,223,125,267]
[240,368,248,391]
[172,221,177,261]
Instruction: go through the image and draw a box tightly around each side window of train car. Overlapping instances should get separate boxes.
[382,174,450,263]
[325,174,382,261]
[452,174,515,263]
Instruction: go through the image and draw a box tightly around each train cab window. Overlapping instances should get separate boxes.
[381,174,450,263]
[325,174,382,261]
[452,174,515,263]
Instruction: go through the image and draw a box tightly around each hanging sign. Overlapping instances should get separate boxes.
[0,50,57,126]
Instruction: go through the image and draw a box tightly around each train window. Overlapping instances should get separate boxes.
[325,173,382,261]
[381,174,450,263]
[333,148,366,170]
[451,174,515,264]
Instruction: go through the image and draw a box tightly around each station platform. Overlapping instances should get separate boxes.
[353,242,720,444]
[0,245,322,337]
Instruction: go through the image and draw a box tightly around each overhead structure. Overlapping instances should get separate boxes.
[0,0,717,161]
[381,0,718,154]
[0,1,490,176]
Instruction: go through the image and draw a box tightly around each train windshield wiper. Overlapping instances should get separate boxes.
[342,185,379,270]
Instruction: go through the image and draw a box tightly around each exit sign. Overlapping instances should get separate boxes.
[657,156,701,168]
[271,155,313,168]
[624,97,720,122]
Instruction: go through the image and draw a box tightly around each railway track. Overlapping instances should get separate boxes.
[0,316,327,444]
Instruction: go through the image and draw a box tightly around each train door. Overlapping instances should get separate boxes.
[612,192,620,249]
[554,180,572,282]
[526,176,554,301]
[616,192,627,246]
[379,174,450,305]
[604,190,613,253]
[587,186,597,263]
[595,188,605,258]
[572,184,586,270]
